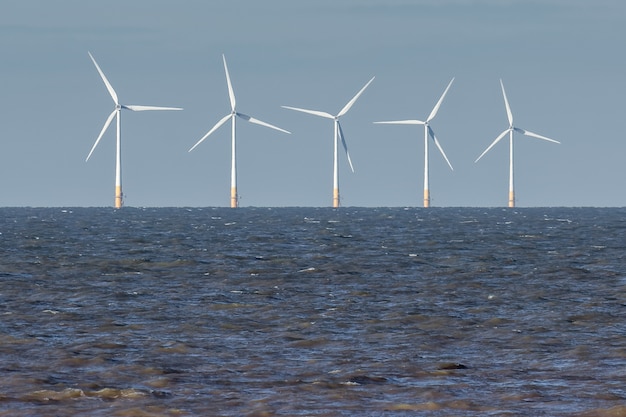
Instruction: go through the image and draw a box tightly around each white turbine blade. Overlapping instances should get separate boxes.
[475,129,509,163]
[236,112,291,134]
[500,79,513,126]
[337,76,375,118]
[281,106,335,119]
[86,109,117,161]
[428,126,453,170]
[188,113,232,152]
[374,119,425,125]
[514,127,560,144]
[427,77,455,122]
[223,55,236,111]
[88,52,119,105]
[337,121,354,173]
[124,105,183,111]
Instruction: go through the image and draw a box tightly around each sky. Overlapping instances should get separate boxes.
[1,0,624,207]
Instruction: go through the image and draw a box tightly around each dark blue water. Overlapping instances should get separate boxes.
[1,207,626,416]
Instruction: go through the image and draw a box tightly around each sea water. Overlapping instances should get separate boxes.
[1,207,626,416]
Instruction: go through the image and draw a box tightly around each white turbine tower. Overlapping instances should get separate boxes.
[374,78,455,208]
[189,55,290,208]
[282,76,375,208]
[86,52,183,208]
[475,79,560,207]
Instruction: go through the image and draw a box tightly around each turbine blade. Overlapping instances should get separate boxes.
[337,121,354,173]
[124,105,183,111]
[500,79,513,126]
[281,106,334,119]
[86,109,117,161]
[223,55,236,111]
[373,119,425,125]
[428,126,453,170]
[475,129,509,163]
[88,52,119,105]
[514,127,560,144]
[337,76,375,118]
[236,112,291,134]
[188,113,232,152]
[427,77,455,122]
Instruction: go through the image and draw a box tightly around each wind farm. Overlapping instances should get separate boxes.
[189,55,291,208]
[86,52,183,209]
[282,77,375,208]
[475,79,560,208]
[82,55,563,209]
[374,78,455,208]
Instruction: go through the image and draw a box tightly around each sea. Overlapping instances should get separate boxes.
[1,206,626,416]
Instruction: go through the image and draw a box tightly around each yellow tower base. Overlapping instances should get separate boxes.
[423,189,430,208]
[114,186,123,209]
[333,188,339,208]
[508,191,515,208]
[230,187,238,208]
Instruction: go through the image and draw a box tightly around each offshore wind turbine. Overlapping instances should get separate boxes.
[86,52,182,208]
[189,55,290,208]
[374,78,455,208]
[475,79,560,207]
[282,76,375,208]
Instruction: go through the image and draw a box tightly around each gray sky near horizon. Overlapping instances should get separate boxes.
[1,0,624,207]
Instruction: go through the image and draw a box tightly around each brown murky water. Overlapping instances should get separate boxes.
[1,207,626,416]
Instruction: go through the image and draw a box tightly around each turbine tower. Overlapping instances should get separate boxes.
[86,52,182,208]
[189,55,290,208]
[475,79,560,207]
[375,78,455,207]
[282,76,375,208]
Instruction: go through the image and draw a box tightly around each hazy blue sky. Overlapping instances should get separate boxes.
[1,0,624,207]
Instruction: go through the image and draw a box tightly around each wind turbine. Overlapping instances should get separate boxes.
[374,78,455,208]
[282,76,375,208]
[86,52,183,208]
[189,55,290,208]
[475,79,560,207]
